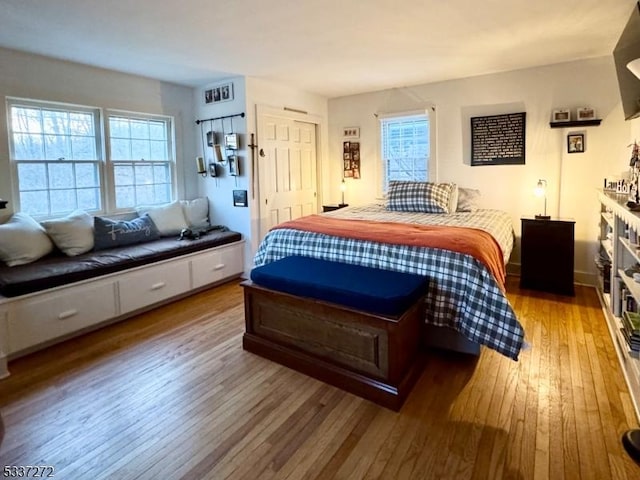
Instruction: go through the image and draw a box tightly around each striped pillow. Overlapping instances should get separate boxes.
[386,181,455,213]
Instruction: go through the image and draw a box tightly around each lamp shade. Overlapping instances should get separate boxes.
[534,179,546,197]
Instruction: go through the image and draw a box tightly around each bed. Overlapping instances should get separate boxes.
[253,201,525,361]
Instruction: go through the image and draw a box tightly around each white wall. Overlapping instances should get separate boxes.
[328,56,636,284]
[0,47,197,218]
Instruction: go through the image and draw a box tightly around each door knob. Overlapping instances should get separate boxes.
[259,148,265,157]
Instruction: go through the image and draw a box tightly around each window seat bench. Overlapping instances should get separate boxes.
[0,231,245,378]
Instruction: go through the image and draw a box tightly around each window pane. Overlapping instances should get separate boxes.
[17,163,47,190]
[12,107,42,134]
[153,164,169,183]
[70,112,94,136]
[115,186,135,208]
[149,121,166,140]
[130,120,149,139]
[381,115,429,190]
[44,134,70,160]
[49,163,74,189]
[70,135,96,160]
[20,190,49,215]
[111,139,131,160]
[149,141,167,160]
[131,140,150,160]
[13,133,44,160]
[42,110,69,135]
[77,187,100,210]
[76,163,100,188]
[109,117,130,138]
[135,165,153,185]
[114,164,135,187]
[136,185,154,205]
[50,189,76,213]
[154,184,171,204]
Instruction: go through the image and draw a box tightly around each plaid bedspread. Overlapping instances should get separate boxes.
[254,205,524,360]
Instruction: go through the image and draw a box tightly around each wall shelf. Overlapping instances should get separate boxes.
[549,119,601,128]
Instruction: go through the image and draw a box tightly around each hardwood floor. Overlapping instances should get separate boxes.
[0,277,639,479]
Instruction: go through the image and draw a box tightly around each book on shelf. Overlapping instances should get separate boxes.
[623,310,640,337]
[620,328,640,354]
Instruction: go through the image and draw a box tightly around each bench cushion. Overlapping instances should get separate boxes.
[250,256,428,316]
[0,230,242,298]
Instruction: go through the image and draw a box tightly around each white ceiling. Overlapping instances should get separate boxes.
[0,0,636,98]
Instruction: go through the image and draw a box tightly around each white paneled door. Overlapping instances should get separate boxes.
[257,113,317,240]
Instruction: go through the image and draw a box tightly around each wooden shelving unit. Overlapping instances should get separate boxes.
[597,190,640,421]
[549,119,602,128]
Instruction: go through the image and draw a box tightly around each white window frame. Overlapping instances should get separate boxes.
[377,108,437,196]
[7,97,106,218]
[6,97,177,219]
[105,109,176,213]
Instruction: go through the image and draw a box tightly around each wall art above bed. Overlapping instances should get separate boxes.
[470,112,526,166]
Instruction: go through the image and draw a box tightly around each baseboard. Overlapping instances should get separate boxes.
[0,353,9,379]
[507,263,598,287]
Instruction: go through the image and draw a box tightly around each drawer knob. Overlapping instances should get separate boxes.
[151,282,166,291]
[58,309,78,320]
[213,264,225,271]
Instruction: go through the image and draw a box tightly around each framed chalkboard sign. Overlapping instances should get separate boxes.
[471,112,526,166]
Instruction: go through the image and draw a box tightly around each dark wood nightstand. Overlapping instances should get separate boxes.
[323,204,348,212]
[520,217,575,296]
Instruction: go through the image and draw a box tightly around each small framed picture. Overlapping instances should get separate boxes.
[567,133,585,153]
[576,107,596,121]
[552,109,571,122]
[233,190,247,207]
[204,82,234,104]
[342,127,360,139]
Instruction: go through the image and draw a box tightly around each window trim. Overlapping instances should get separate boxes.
[105,109,176,213]
[376,108,436,197]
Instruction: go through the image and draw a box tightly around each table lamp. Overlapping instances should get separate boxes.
[534,179,550,220]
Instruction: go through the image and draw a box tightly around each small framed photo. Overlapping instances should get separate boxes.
[204,82,234,104]
[228,156,239,176]
[233,190,247,207]
[576,107,596,121]
[552,109,571,122]
[567,133,585,153]
[342,127,360,139]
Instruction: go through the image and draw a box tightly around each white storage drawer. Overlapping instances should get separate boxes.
[119,260,191,314]
[7,281,117,353]
[191,243,244,289]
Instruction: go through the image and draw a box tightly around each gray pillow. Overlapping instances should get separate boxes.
[93,214,160,251]
[456,188,481,212]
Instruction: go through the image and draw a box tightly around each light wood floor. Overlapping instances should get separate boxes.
[1,278,639,479]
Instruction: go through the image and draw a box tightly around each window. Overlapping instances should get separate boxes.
[380,112,430,192]
[108,114,173,209]
[8,101,102,216]
[8,98,175,217]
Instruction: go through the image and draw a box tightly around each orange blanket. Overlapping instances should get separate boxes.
[272,215,506,289]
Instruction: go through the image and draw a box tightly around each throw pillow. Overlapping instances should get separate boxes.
[457,188,482,212]
[180,198,210,229]
[386,181,454,213]
[136,201,188,236]
[41,210,94,256]
[0,213,54,267]
[93,214,160,251]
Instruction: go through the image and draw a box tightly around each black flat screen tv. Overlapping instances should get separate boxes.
[614,2,640,120]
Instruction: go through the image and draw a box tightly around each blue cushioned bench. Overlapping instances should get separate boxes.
[242,256,429,410]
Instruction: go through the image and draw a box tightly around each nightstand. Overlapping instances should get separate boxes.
[323,204,348,212]
[520,217,575,296]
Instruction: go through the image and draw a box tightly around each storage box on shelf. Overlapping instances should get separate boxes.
[597,190,640,421]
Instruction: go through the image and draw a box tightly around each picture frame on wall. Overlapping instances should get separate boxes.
[576,107,596,121]
[342,127,360,139]
[204,82,234,105]
[552,109,571,122]
[567,133,585,153]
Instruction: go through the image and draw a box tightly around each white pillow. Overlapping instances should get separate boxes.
[136,201,188,236]
[41,210,94,256]
[180,198,210,229]
[448,184,459,213]
[457,188,481,212]
[0,213,54,267]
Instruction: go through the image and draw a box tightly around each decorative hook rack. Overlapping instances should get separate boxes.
[195,112,245,125]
